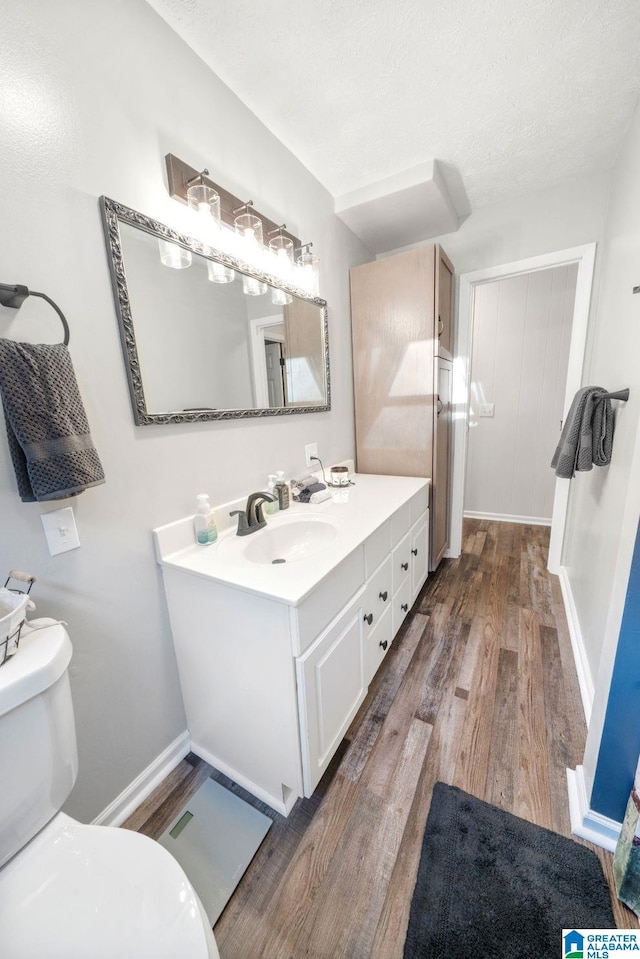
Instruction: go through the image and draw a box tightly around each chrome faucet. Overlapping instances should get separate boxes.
[230,490,277,536]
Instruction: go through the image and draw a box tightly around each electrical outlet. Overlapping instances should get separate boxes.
[40,507,81,556]
[305,442,319,468]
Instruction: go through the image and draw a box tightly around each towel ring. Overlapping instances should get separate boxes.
[0,283,70,346]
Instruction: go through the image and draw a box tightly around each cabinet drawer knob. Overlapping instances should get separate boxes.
[379,640,388,651]
[379,590,388,602]
[363,612,374,626]
[401,562,409,571]
[411,548,418,556]
[401,603,408,613]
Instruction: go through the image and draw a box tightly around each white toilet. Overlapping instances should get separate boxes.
[0,623,220,959]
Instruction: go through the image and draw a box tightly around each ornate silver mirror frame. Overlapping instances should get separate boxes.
[100,196,330,425]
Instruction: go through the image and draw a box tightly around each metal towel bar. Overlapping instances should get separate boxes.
[0,283,70,346]
[602,389,630,401]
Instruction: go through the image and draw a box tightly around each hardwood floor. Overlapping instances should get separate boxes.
[124,519,637,954]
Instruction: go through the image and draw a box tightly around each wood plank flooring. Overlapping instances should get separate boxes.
[124,519,638,953]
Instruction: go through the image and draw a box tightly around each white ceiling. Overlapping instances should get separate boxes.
[146,0,640,247]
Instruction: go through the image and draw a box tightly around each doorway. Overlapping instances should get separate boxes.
[450,244,596,573]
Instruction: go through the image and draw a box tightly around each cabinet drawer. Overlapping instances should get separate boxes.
[392,576,412,636]
[294,547,365,655]
[410,509,429,604]
[391,501,412,543]
[392,532,411,594]
[362,554,392,632]
[364,519,392,577]
[296,588,366,796]
[365,605,393,685]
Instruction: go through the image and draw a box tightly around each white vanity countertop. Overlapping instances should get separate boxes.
[154,473,429,606]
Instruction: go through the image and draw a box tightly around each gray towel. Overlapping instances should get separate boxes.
[0,340,105,502]
[551,386,614,478]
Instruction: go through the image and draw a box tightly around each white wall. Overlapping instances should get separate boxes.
[562,101,640,796]
[0,0,371,821]
[465,264,577,522]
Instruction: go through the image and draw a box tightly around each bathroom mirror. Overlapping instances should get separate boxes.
[100,197,330,424]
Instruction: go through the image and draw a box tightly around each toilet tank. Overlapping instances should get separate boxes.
[0,624,78,868]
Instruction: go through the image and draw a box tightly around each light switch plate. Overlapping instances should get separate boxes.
[41,507,81,556]
[479,403,495,417]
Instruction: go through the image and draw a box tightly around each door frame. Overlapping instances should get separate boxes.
[450,242,597,572]
[249,315,285,408]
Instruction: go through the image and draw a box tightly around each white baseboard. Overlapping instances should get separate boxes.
[566,765,621,853]
[463,510,552,526]
[557,566,594,724]
[93,731,191,826]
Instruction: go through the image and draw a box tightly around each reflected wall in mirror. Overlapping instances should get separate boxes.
[100,197,330,424]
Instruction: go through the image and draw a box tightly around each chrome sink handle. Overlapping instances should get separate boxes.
[229,510,250,536]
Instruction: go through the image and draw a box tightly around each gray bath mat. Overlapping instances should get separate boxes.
[159,777,271,925]
[404,782,615,958]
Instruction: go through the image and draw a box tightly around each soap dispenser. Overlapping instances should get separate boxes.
[265,475,279,515]
[275,471,290,510]
[194,493,218,545]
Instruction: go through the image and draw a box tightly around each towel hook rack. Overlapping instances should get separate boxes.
[602,389,630,402]
[0,283,70,346]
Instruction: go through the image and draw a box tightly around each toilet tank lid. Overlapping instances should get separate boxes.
[0,624,72,718]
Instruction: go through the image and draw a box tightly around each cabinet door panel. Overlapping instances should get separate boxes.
[297,593,366,795]
[436,246,454,358]
[350,247,436,477]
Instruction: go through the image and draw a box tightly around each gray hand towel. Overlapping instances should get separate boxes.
[0,340,105,502]
[551,386,614,478]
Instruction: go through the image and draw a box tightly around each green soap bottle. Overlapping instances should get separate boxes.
[194,493,218,545]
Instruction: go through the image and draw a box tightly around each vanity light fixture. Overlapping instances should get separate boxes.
[164,154,321,296]
[268,225,294,305]
[297,243,320,296]
[186,169,220,222]
[234,203,267,295]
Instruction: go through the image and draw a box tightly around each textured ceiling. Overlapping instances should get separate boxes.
[145,0,640,216]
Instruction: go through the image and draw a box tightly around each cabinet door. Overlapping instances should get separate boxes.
[410,510,429,603]
[350,247,436,477]
[436,246,454,358]
[431,358,452,569]
[297,591,366,796]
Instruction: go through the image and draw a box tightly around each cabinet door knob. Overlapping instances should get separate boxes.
[438,314,444,336]
[363,612,373,626]
[401,562,408,571]
[436,395,443,416]
[379,590,388,602]
[401,603,408,613]
[411,548,418,556]
[379,640,388,651]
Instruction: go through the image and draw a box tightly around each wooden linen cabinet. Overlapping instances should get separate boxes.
[350,244,454,570]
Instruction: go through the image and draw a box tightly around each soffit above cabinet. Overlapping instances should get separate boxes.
[334,161,460,255]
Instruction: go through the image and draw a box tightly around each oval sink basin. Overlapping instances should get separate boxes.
[223,514,345,566]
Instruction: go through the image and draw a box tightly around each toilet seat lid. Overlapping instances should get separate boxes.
[0,816,218,959]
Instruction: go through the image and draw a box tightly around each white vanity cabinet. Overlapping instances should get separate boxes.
[155,475,429,816]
